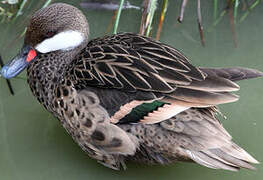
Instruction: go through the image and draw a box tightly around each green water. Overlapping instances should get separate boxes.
[0,1,263,180]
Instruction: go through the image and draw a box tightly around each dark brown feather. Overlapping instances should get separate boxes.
[168,87,239,105]
[70,33,206,93]
[199,67,263,82]
[68,33,261,114]
[179,76,240,92]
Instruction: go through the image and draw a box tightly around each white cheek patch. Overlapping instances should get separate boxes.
[35,30,84,53]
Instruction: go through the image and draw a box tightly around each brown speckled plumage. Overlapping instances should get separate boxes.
[3,3,263,171]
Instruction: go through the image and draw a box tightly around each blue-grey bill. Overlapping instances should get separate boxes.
[0,45,34,79]
[1,55,28,79]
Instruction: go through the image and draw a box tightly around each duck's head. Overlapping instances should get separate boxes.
[1,3,89,79]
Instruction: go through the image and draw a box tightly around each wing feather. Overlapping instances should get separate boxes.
[71,33,206,93]
[68,33,248,125]
[169,87,239,105]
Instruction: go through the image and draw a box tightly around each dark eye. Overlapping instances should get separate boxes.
[46,31,56,38]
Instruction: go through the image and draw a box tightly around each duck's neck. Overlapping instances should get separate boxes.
[26,48,81,110]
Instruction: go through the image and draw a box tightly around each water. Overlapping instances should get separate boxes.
[0,1,262,179]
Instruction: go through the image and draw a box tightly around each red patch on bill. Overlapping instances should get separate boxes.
[26,49,37,62]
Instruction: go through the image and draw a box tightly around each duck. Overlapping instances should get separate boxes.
[1,3,262,171]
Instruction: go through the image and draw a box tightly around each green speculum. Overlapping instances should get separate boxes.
[118,100,168,124]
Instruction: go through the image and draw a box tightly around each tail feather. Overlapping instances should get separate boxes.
[210,149,257,170]
[199,67,263,82]
[160,108,259,171]
[186,148,257,171]
[220,143,259,164]
[186,150,240,171]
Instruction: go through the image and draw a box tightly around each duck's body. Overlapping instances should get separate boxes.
[1,3,262,171]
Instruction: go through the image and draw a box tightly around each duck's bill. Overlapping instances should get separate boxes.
[1,46,37,79]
